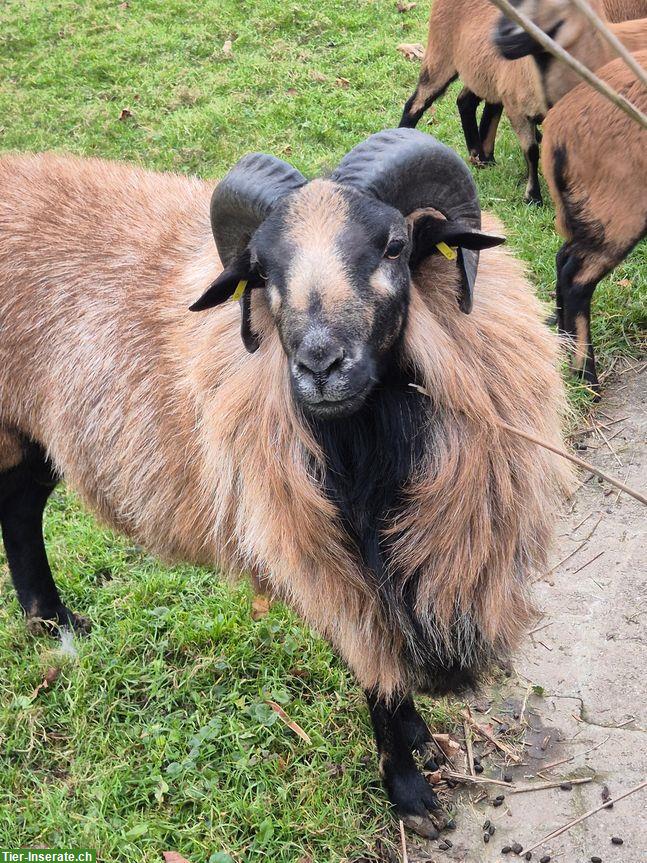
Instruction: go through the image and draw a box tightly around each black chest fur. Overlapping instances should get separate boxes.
[307,365,487,693]
[307,364,428,592]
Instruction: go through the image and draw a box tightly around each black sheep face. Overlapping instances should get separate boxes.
[248,181,412,419]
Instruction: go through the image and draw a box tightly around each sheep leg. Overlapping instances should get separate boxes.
[366,690,448,838]
[456,88,486,165]
[555,245,600,394]
[479,102,503,165]
[508,113,543,205]
[0,447,89,634]
[399,63,458,128]
[397,694,439,769]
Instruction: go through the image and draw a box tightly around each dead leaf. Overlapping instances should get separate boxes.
[432,732,461,760]
[397,1,417,11]
[426,769,443,784]
[31,666,60,699]
[267,700,312,744]
[251,595,271,620]
[618,278,631,287]
[335,77,350,89]
[310,70,327,83]
[222,39,233,55]
[286,87,298,96]
[162,854,191,863]
[397,42,424,61]
[119,1,129,7]
[118,108,132,121]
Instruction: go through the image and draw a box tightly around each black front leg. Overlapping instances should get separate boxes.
[366,690,448,838]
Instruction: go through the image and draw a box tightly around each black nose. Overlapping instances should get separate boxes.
[295,337,345,384]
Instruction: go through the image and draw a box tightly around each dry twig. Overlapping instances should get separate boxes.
[409,384,647,506]
[461,711,522,763]
[510,776,593,794]
[524,780,647,853]
[443,769,514,789]
[463,713,476,777]
[399,819,409,863]
[571,550,605,575]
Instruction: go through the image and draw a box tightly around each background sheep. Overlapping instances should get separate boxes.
[495,1,647,393]
[400,0,647,204]
[0,128,571,838]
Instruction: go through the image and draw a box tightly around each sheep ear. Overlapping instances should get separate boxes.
[189,250,264,354]
[189,251,256,312]
[409,212,505,313]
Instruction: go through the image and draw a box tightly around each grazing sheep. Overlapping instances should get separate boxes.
[495,1,647,393]
[400,0,646,205]
[0,129,571,837]
[400,0,547,203]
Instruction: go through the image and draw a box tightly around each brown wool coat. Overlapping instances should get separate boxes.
[542,49,647,277]
[0,153,572,697]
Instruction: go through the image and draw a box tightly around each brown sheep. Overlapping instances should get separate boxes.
[400,0,546,203]
[0,129,571,838]
[495,2,647,393]
[400,0,646,204]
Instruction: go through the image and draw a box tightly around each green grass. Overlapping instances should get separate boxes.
[0,0,645,860]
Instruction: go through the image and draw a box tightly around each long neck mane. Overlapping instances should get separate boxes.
[306,359,427,585]
[305,356,485,692]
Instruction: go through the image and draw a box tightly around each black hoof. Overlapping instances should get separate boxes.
[27,606,91,637]
[389,769,448,839]
[469,151,489,168]
[524,193,543,206]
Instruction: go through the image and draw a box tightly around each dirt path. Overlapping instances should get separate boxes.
[417,365,646,863]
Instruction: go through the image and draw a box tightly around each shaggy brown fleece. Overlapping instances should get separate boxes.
[0,153,572,697]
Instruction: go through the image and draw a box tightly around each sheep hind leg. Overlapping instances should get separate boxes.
[457,88,486,165]
[508,113,543,205]
[366,690,450,838]
[478,102,503,165]
[399,63,458,128]
[556,244,600,396]
[0,443,90,634]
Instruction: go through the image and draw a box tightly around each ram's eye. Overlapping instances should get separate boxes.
[384,239,405,260]
[255,264,268,281]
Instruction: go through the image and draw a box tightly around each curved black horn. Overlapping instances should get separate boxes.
[211,153,307,267]
[331,129,483,312]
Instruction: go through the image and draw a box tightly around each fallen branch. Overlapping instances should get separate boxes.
[524,779,647,853]
[510,776,593,794]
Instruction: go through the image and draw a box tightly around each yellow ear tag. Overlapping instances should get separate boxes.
[436,242,458,261]
[231,279,248,301]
